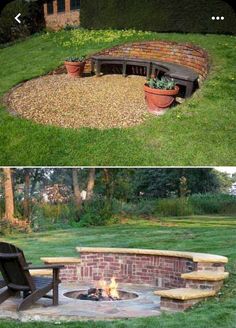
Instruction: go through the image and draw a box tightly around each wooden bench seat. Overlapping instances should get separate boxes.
[91,56,151,78]
[91,55,199,97]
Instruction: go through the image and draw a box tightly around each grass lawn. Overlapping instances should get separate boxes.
[0,30,235,166]
[0,216,236,327]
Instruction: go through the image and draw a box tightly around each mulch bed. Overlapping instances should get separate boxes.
[6,74,151,129]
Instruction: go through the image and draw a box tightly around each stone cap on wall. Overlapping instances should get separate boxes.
[154,287,216,300]
[41,257,81,264]
[30,269,52,276]
[76,247,228,264]
[181,271,229,281]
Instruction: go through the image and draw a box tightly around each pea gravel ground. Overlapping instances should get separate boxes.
[7,74,152,129]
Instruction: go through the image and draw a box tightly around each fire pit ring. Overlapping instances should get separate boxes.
[64,289,139,302]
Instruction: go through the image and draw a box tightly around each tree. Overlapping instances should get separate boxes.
[86,168,96,200]
[214,170,233,193]
[14,168,49,221]
[3,168,15,222]
[132,168,223,199]
[72,168,82,208]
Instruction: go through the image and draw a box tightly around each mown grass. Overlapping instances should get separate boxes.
[0,216,236,327]
[0,30,235,166]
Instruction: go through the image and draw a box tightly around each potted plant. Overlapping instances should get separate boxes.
[64,56,86,78]
[144,77,179,114]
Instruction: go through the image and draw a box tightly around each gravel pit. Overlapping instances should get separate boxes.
[7,74,151,129]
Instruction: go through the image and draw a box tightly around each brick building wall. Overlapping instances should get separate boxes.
[43,0,80,30]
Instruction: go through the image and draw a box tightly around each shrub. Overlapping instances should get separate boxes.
[0,0,44,44]
[0,219,12,236]
[189,193,236,215]
[155,198,193,217]
[79,197,119,227]
[81,0,236,35]
[30,202,78,231]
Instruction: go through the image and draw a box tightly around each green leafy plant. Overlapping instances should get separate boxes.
[78,196,119,227]
[155,197,193,216]
[146,76,176,90]
[65,56,85,62]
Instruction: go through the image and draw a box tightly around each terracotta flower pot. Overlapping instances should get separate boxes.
[144,84,179,115]
[64,61,86,78]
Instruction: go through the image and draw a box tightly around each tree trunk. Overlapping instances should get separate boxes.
[103,168,114,200]
[72,168,82,208]
[3,168,14,222]
[23,172,30,221]
[86,168,96,200]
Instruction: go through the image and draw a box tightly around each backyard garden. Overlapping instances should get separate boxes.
[0,168,236,326]
[0,216,236,327]
[0,28,236,166]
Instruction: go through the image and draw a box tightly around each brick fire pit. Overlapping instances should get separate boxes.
[42,247,228,312]
[0,247,228,320]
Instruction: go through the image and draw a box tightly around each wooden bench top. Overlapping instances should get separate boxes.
[91,55,151,64]
[154,288,216,300]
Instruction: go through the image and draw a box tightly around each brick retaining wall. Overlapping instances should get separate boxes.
[59,264,80,282]
[85,41,210,81]
[79,252,196,288]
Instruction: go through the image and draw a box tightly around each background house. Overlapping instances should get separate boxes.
[43,0,80,30]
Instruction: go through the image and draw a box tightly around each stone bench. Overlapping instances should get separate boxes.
[91,55,198,98]
[154,288,216,311]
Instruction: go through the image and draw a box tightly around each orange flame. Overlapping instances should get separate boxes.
[97,277,119,299]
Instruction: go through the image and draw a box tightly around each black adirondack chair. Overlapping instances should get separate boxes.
[0,242,64,311]
[0,243,24,290]
[0,279,5,288]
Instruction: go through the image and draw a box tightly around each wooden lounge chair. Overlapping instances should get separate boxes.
[0,242,64,311]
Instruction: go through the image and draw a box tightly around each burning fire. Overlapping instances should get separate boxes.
[97,277,120,299]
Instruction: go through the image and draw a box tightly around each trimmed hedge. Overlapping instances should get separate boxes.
[80,0,236,35]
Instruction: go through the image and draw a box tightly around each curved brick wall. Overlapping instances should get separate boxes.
[41,249,227,289]
[79,252,196,288]
[86,41,210,81]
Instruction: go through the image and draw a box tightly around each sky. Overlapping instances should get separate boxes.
[214,167,236,175]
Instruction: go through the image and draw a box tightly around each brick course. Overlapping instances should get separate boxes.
[160,297,204,311]
[59,264,80,282]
